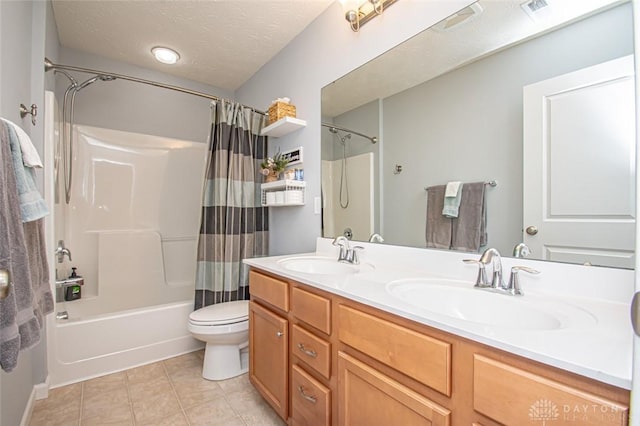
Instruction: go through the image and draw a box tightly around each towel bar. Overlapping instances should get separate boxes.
[425,180,497,191]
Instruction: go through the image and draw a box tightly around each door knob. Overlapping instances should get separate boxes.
[525,226,538,236]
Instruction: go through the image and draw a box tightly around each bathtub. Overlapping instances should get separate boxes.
[43,91,205,387]
[47,299,203,387]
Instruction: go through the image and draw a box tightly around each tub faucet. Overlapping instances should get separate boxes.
[55,240,72,263]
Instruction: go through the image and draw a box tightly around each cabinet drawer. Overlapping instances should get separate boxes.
[338,352,451,426]
[292,324,331,379]
[338,305,451,396]
[292,364,331,426]
[473,355,629,425]
[291,286,331,334]
[249,270,289,312]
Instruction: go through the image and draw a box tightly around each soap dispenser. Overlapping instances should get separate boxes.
[64,267,83,301]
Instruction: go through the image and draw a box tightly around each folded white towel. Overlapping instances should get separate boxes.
[0,119,43,168]
[443,182,464,218]
[445,181,462,197]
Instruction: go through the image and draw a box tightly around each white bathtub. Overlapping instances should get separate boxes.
[47,299,202,387]
[43,91,205,387]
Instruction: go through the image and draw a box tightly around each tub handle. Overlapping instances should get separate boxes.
[0,269,10,301]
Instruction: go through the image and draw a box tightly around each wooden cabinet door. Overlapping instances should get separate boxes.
[249,301,288,421]
[338,352,451,426]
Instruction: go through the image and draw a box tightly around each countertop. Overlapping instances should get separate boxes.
[244,239,634,390]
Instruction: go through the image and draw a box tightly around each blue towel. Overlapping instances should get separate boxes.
[6,124,48,222]
[442,182,463,218]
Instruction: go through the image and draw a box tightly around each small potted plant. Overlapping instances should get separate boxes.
[260,151,289,182]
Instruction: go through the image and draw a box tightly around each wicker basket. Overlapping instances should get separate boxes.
[268,102,296,124]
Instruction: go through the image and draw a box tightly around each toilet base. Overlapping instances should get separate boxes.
[202,342,249,381]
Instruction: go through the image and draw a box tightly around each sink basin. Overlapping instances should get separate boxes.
[278,256,373,275]
[386,279,597,331]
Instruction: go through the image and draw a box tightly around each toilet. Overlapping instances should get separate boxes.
[188,300,250,381]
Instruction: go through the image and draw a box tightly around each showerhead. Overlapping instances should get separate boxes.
[77,76,100,91]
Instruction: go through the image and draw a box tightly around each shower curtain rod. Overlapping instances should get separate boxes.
[322,122,378,144]
[43,58,267,115]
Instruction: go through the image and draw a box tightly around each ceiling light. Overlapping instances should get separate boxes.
[340,0,398,32]
[151,47,180,65]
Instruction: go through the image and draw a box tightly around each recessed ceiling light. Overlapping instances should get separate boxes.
[151,47,180,65]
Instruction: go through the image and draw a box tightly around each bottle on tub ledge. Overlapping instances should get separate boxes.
[64,267,83,301]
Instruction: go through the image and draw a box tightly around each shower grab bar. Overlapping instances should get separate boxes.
[424,181,497,191]
[321,122,378,144]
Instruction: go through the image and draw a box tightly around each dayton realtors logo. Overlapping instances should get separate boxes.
[529,399,560,424]
[529,399,622,423]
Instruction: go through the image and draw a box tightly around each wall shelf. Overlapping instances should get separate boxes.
[261,117,307,137]
[261,180,306,207]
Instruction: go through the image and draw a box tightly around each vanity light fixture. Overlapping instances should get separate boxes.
[151,46,180,65]
[340,0,399,32]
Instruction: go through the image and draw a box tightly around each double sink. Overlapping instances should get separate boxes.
[276,255,597,332]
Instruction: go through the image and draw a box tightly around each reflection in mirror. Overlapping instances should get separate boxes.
[321,0,635,268]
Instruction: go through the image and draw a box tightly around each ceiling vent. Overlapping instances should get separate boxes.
[432,2,484,32]
[521,0,552,20]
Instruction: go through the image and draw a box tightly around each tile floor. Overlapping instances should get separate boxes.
[29,350,286,426]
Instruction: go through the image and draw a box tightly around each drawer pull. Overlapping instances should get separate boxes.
[276,331,284,337]
[297,385,317,404]
[297,343,318,358]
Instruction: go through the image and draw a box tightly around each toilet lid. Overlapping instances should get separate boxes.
[189,300,249,325]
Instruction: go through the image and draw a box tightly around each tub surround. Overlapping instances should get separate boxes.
[245,238,634,390]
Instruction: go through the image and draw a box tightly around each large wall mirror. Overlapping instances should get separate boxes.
[321,0,635,268]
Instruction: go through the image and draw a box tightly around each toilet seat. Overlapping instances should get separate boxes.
[189,300,249,326]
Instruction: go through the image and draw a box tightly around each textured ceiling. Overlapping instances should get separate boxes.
[51,0,334,91]
[322,0,625,117]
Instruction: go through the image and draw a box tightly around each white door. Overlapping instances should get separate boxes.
[523,55,636,268]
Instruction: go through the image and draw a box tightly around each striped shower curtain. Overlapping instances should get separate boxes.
[194,100,269,310]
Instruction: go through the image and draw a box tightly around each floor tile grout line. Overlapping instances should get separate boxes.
[162,359,192,425]
[124,371,136,426]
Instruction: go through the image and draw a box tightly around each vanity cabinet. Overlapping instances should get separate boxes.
[248,271,290,421]
[248,268,630,425]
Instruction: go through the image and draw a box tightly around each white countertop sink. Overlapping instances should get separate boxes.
[385,278,598,331]
[277,255,374,275]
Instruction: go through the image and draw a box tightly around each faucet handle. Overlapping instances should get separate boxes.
[506,266,540,296]
[463,259,490,288]
[346,246,364,265]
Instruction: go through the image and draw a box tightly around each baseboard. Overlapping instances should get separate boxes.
[34,375,50,399]
[20,376,49,426]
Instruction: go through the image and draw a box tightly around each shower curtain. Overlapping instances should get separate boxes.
[194,100,269,310]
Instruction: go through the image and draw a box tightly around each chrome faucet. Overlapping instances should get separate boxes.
[479,247,505,289]
[55,240,72,263]
[464,247,539,296]
[513,242,531,258]
[368,233,384,243]
[332,236,364,265]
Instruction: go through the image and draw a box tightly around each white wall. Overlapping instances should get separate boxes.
[236,0,474,255]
